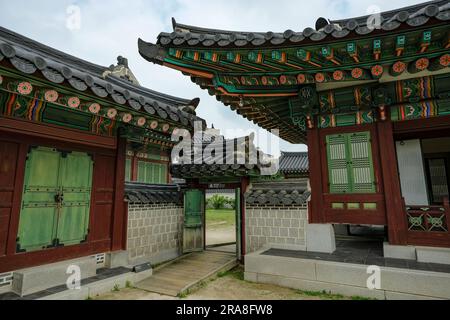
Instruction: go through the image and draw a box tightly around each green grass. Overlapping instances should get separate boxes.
[217,267,244,281]
[295,289,374,300]
[206,209,236,227]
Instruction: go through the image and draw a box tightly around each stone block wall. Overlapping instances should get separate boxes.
[127,203,184,266]
[245,205,308,254]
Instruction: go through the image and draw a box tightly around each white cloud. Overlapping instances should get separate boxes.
[0,0,424,153]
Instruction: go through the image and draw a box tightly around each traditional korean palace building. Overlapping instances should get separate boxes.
[1,0,450,300]
[0,26,209,295]
[139,1,450,259]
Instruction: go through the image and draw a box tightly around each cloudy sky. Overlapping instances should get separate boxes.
[0,0,424,153]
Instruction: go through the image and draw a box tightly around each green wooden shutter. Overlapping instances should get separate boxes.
[326,134,351,193]
[17,147,61,251]
[125,158,132,182]
[57,152,93,246]
[326,131,376,194]
[151,164,158,184]
[160,164,167,184]
[137,161,146,183]
[348,132,376,193]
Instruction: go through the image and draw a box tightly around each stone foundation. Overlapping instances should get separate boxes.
[245,205,308,254]
[127,203,184,266]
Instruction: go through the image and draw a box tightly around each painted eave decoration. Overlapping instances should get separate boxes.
[0,26,206,146]
[139,1,450,144]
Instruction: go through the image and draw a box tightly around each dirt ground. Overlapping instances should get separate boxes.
[206,225,235,246]
[95,268,356,301]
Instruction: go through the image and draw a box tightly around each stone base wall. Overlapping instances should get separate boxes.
[127,204,184,266]
[245,205,308,254]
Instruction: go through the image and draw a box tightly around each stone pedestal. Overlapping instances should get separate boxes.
[306,224,336,254]
[383,243,416,260]
[105,251,129,269]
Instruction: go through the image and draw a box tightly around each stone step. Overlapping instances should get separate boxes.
[12,256,97,297]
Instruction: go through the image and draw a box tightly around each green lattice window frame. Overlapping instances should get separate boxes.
[137,161,168,185]
[326,131,376,194]
[125,158,132,182]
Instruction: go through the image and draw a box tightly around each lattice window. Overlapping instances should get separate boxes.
[125,158,132,182]
[407,206,448,232]
[137,161,168,184]
[326,131,376,194]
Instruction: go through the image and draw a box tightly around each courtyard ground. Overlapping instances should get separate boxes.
[95,267,370,301]
[206,209,236,246]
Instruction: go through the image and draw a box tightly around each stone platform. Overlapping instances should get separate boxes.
[245,240,450,300]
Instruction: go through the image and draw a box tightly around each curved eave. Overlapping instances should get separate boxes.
[0,26,205,131]
[157,2,449,49]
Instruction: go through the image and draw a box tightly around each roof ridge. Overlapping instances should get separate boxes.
[170,1,446,36]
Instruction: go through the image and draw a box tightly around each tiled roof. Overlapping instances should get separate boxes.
[144,1,449,50]
[125,183,182,204]
[171,133,275,179]
[245,179,310,206]
[0,26,205,128]
[279,152,309,175]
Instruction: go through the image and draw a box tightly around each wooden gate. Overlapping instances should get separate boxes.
[183,189,204,253]
[17,147,93,252]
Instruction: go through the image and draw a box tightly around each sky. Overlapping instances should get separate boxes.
[0,0,425,154]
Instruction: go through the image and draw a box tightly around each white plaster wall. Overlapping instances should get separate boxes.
[396,139,429,206]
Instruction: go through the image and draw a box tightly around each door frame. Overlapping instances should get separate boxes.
[0,124,126,273]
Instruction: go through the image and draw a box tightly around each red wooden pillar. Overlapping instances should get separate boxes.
[240,177,250,260]
[111,136,127,251]
[307,126,325,223]
[376,120,408,245]
[6,142,28,256]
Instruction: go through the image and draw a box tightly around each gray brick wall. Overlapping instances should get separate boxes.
[127,204,184,265]
[245,205,307,253]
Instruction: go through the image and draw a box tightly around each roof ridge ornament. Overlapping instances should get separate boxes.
[102,55,140,86]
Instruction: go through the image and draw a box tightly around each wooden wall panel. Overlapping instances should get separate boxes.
[90,154,116,244]
[0,141,19,256]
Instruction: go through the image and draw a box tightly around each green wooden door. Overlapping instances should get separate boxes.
[56,152,93,246]
[17,147,93,252]
[183,190,204,253]
[17,147,61,252]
